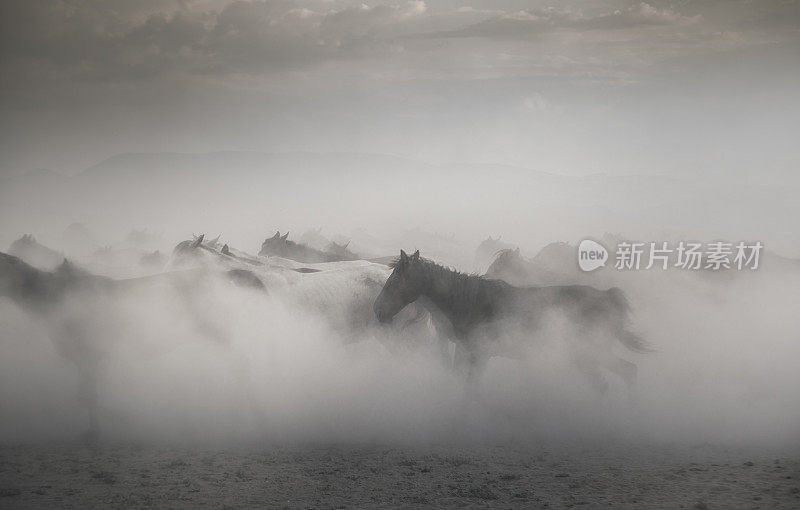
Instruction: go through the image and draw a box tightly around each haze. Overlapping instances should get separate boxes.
[0,1,799,449]
[1,0,798,178]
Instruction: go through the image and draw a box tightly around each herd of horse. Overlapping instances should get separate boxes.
[0,230,648,438]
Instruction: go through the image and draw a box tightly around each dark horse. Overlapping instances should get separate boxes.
[259,231,360,263]
[374,250,648,391]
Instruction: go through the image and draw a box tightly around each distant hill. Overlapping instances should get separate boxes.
[1,151,797,258]
[78,151,435,180]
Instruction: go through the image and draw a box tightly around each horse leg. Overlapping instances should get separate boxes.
[453,345,471,378]
[77,367,100,442]
[465,350,488,386]
[600,355,637,389]
[56,321,103,442]
[436,336,453,369]
[453,343,488,387]
[227,351,268,429]
[424,303,457,369]
[572,350,609,395]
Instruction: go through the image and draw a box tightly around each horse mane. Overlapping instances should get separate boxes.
[487,248,526,273]
[391,256,482,281]
[413,257,509,314]
[492,248,520,261]
[264,233,355,263]
[287,239,327,257]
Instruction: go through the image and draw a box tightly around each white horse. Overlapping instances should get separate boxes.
[167,235,443,351]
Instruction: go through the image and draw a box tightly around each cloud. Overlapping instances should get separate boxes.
[1,0,797,86]
[1,0,799,177]
[0,0,211,80]
[585,3,701,29]
[0,1,437,80]
[445,3,703,39]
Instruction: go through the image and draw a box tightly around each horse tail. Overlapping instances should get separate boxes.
[606,287,653,353]
[616,328,652,353]
[606,286,631,314]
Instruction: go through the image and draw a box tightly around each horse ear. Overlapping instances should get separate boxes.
[281,232,289,241]
[400,250,408,262]
[273,231,280,239]
[412,250,420,260]
[192,234,204,248]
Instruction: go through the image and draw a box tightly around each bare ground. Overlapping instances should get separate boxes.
[1,442,798,509]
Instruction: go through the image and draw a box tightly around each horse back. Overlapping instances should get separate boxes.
[511,284,628,325]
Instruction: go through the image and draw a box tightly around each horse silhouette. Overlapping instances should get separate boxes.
[474,235,513,273]
[325,240,359,261]
[8,234,65,270]
[485,247,571,286]
[0,251,267,439]
[374,250,648,392]
[168,234,319,276]
[259,231,360,263]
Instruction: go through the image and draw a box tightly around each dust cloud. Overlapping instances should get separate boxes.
[1,219,798,449]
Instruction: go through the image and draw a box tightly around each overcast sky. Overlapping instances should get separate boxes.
[0,0,798,176]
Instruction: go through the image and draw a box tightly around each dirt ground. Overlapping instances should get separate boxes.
[1,442,798,509]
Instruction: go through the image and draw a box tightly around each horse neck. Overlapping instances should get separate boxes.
[4,267,60,313]
[417,264,469,324]
[293,242,322,258]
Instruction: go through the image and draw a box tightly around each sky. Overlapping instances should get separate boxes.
[0,0,798,177]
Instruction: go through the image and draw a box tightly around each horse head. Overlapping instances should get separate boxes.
[326,240,355,259]
[259,230,290,257]
[374,249,423,323]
